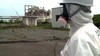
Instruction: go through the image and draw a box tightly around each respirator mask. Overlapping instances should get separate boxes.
[57,3,91,27]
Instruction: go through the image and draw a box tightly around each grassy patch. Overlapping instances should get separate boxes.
[0,24,23,30]
[0,23,69,31]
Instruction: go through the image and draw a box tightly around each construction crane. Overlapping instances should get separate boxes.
[12,7,22,21]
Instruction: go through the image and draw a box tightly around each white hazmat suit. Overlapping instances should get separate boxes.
[60,4,100,56]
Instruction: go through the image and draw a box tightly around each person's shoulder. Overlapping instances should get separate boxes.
[84,23,99,32]
[71,23,100,42]
[83,23,100,36]
[71,28,87,41]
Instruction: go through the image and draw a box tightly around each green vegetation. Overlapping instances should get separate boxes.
[0,20,67,31]
[93,14,100,28]
[0,19,22,30]
[37,20,52,29]
[0,19,22,24]
[0,20,5,23]
[37,21,69,31]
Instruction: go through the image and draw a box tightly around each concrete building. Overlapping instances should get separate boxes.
[23,5,51,26]
[51,7,70,29]
[51,7,63,28]
[22,16,38,26]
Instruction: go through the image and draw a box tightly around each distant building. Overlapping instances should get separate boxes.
[22,16,38,26]
[0,16,21,22]
[23,5,51,26]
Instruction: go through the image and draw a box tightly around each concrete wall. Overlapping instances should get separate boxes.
[23,18,29,25]
[23,17,37,26]
[51,7,63,28]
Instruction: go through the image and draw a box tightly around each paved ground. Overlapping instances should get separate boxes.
[0,41,66,56]
[0,28,69,56]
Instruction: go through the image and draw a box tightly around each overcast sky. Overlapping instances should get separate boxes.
[0,0,100,16]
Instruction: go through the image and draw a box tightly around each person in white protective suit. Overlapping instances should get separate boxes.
[58,0,100,56]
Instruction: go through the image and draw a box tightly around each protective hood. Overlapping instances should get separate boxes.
[69,4,94,37]
[63,0,93,6]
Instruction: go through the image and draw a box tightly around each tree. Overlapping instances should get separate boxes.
[0,20,4,23]
[93,14,100,28]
